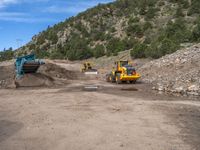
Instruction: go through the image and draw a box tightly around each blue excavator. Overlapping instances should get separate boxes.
[15,54,45,79]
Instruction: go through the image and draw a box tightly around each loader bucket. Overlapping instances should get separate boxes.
[84,69,98,75]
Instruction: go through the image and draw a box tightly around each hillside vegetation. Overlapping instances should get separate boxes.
[8,0,200,60]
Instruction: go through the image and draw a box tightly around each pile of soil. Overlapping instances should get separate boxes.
[38,62,81,80]
[0,61,82,88]
[15,73,54,88]
[0,65,15,88]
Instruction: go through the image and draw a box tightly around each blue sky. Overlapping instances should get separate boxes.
[0,0,114,50]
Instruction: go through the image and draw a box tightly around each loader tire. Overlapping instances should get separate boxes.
[130,80,136,84]
[116,74,122,84]
[106,74,110,82]
[106,74,113,82]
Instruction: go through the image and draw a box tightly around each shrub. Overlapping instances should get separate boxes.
[122,37,137,50]
[188,0,200,15]
[93,45,105,58]
[34,49,50,59]
[175,7,185,17]
[143,22,153,31]
[50,50,64,59]
[146,38,180,59]
[146,7,159,19]
[131,43,147,58]
[106,38,125,54]
[128,17,140,25]
[191,18,200,42]
[127,24,144,37]
[165,18,191,43]
[0,48,14,61]
[158,1,165,6]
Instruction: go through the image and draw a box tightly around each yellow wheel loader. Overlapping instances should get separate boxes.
[106,61,141,84]
[82,62,98,91]
[81,62,98,74]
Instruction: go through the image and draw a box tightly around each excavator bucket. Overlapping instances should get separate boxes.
[15,54,45,78]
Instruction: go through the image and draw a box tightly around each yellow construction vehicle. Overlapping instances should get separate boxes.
[106,61,141,84]
[81,62,98,74]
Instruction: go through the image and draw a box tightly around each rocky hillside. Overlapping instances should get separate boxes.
[139,44,200,96]
[15,0,200,61]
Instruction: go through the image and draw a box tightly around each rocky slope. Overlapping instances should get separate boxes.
[139,44,200,96]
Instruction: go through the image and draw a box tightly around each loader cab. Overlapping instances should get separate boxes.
[115,61,129,70]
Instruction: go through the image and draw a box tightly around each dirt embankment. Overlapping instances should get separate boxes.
[139,44,200,96]
[0,61,82,88]
[0,63,15,88]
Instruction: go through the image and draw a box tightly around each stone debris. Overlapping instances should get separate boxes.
[139,44,200,96]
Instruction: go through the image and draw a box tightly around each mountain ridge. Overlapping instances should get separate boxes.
[3,0,200,61]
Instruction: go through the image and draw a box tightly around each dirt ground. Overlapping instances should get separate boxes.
[0,61,200,150]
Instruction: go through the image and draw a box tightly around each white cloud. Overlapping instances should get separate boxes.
[0,0,18,8]
[0,11,56,23]
[43,0,114,14]
[0,0,52,23]
[0,0,49,8]
[0,12,26,17]
[43,5,88,14]
[0,0,114,22]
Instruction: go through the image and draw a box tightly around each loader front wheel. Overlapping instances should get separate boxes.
[109,76,113,82]
[116,74,121,84]
[130,80,136,84]
[106,74,111,82]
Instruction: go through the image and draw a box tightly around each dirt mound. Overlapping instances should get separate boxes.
[38,62,81,80]
[0,61,82,88]
[15,73,54,87]
[0,65,16,88]
[139,44,200,96]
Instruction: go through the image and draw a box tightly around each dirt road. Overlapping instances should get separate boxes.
[0,79,200,150]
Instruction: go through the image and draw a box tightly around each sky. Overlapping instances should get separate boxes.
[0,0,114,50]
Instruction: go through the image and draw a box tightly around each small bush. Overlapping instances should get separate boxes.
[146,7,159,19]
[93,45,105,58]
[131,43,147,58]
[188,0,200,16]
[106,38,125,55]
[127,24,144,37]
[191,18,200,42]
[146,38,180,59]
[143,22,153,31]
[175,7,185,17]
[0,48,14,62]
[128,17,140,25]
